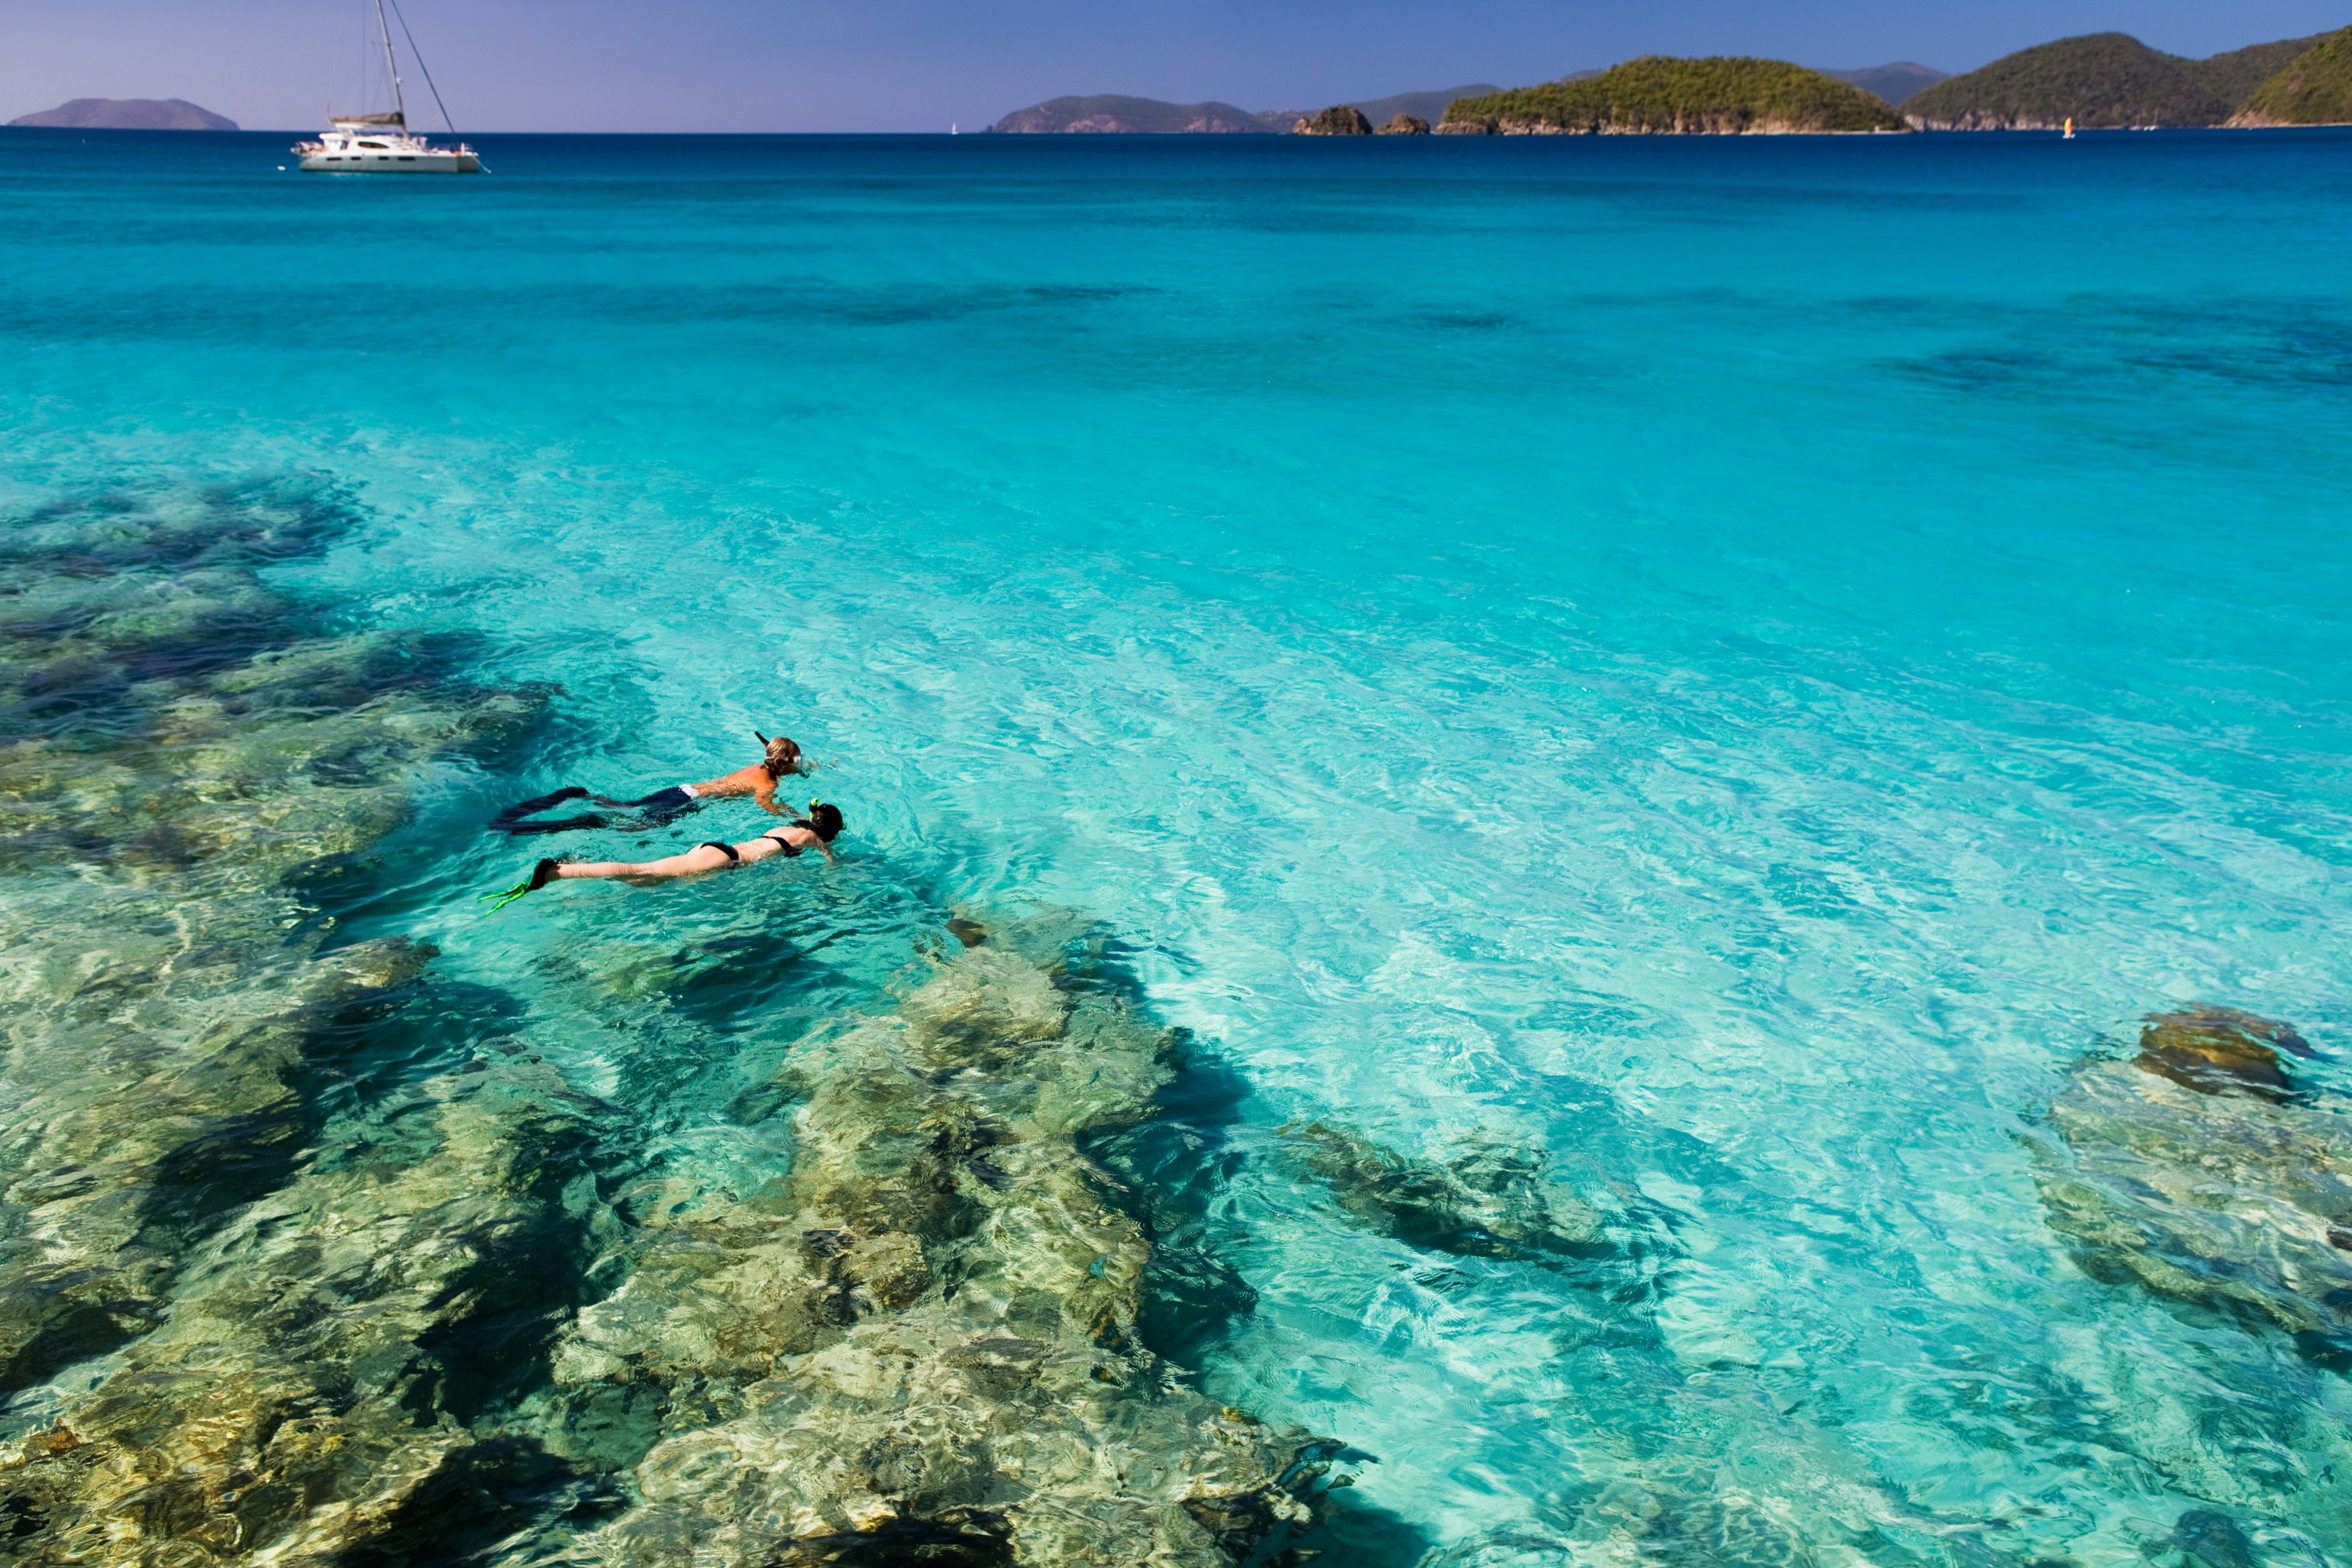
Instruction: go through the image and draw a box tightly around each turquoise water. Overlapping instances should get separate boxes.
[4,126,2351,1566]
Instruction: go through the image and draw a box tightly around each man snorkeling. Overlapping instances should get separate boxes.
[491,732,810,836]
[482,801,844,908]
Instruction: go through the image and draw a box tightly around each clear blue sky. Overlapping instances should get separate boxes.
[5,0,2347,133]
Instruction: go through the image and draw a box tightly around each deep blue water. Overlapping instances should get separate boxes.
[5,126,2351,1566]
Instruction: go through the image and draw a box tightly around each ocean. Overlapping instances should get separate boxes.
[1,125,2348,1568]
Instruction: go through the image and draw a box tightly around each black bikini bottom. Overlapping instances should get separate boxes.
[700,841,740,863]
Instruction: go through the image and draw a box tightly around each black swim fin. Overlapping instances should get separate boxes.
[491,786,602,835]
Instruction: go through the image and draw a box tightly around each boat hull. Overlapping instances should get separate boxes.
[299,149,478,173]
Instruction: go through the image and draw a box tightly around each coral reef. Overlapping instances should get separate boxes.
[0,481,589,1561]
[0,486,1326,1565]
[2036,1007,2351,1348]
[555,912,1331,1566]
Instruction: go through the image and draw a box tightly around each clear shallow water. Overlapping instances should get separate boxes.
[4,127,2352,1566]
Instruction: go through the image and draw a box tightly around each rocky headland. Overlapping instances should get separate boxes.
[2228,26,2352,125]
[1440,57,1909,134]
[1903,30,2328,128]
[7,98,237,130]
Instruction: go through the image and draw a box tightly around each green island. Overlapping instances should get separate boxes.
[2231,26,2352,125]
[1440,56,1908,135]
[1902,30,2326,128]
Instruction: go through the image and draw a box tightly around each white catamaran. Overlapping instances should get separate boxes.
[295,0,480,173]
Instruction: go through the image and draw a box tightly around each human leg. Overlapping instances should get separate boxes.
[557,842,736,881]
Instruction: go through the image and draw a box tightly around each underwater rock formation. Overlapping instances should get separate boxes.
[0,481,584,1561]
[555,913,1330,1566]
[0,1048,611,1564]
[2132,1004,2313,1098]
[2036,1007,2351,1347]
[1283,1121,1611,1264]
[0,487,1320,1564]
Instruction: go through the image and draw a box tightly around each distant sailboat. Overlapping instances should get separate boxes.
[293,0,480,173]
[2062,116,2076,139]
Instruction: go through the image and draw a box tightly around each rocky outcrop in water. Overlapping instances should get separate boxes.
[1292,106,1373,135]
[558,912,1331,1566]
[1375,114,1430,135]
[2035,1007,2351,1353]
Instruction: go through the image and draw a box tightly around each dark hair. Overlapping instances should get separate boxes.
[805,802,844,842]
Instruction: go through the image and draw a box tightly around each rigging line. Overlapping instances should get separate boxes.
[383,0,459,135]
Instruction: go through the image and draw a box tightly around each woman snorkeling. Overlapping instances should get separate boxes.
[483,801,844,908]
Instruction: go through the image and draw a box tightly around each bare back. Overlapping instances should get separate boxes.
[690,754,798,816]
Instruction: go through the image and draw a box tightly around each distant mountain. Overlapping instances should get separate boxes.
[9,97,237,130]
[2230,26,2352,124]
[1822,63,1947,107]
[1902,32,2326,128]
[1441,57,1908,134]
[991,95,1273,133]
[1258,85,1506,130]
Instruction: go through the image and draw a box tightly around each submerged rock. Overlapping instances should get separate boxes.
[1283,1122,1609,1263]
[2133,1005,2312,1098]
[2036,1007,2351,1347]
[0,1052,611,1564]
[557,914,1329,1566]
[0,481,583,1561]
[0,486,1326,1564]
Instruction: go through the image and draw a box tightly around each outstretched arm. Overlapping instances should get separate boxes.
[752,776,790,817]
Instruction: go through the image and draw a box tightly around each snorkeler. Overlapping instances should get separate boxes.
[491,732,811,835]
[481,802,844,908]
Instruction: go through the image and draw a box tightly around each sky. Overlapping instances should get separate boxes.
[4,0,2348,133]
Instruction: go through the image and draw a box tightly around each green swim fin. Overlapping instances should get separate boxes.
[480,858,561,910]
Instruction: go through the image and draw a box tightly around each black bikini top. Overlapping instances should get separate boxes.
[763,825,807,858]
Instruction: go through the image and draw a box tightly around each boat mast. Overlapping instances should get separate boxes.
[373,0,408,125]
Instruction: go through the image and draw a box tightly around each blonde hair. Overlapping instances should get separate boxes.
[763,735,802,775]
